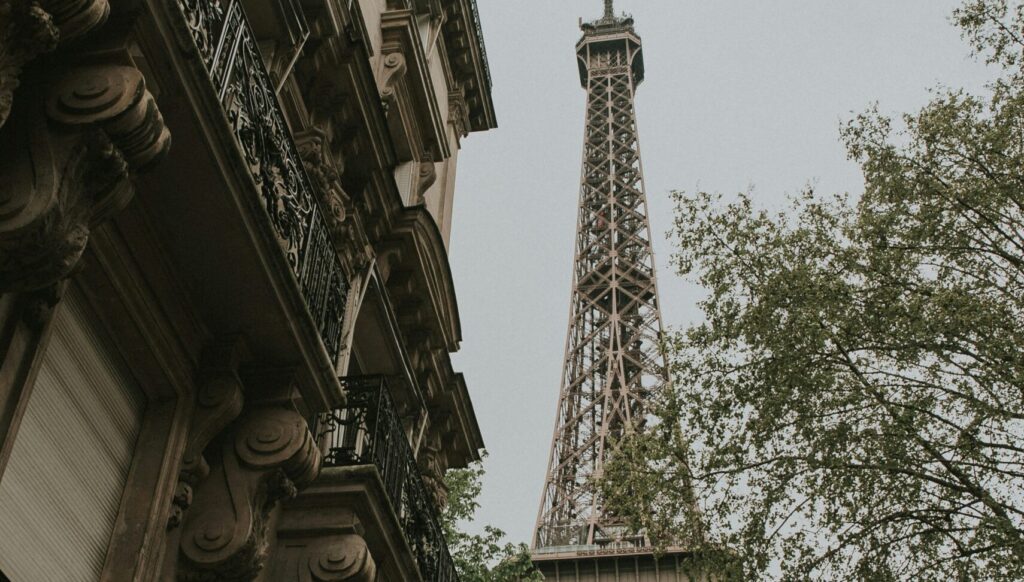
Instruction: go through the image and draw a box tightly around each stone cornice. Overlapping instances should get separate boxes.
[440,0,496,132]
[450,372,484,463]
[383,205,461,352]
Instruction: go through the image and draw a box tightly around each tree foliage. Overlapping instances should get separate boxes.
[443,460,543,582]
[602,1,1024,579]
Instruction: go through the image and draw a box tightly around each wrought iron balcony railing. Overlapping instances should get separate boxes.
[468,0,492,89]
[173,0,348,363]
[315,376,459,582]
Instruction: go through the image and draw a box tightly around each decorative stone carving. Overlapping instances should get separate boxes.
[412,153,436,206]
[0,0,58,129]
[20,280,64,329]
[284,535,376,582]
[181,372,245,484]
[418,432,449,511]
[168,344,246,529]
[0,62,171,292]
[342,207,373,275]
[42,0,109,41]
[447,88,470,139]
[0,0,112,130]
[269,470,378,582]
[168,482,193,531]
[296,128,350,236]
[46,65,171,167]
[178,405,321,581]
[294,128,373,277]
[377,51,406,112]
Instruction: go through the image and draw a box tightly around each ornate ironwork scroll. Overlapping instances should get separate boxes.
[317,376,459,582]
[173,0,348,363]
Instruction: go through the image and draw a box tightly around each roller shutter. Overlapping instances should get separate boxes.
[0,287,145,581]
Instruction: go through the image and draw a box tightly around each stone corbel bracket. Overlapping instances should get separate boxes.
[297,128,350,237]
[293,535,375,582]
[295,127,374,276]
[417,430,449,510]
[447,88,470,141]
[178,403,322,581]
[376,51,406,114]
[268,471,377,582]
[0,61,171,292]
[411,151,436,206]
[168,339,248,529]
[0,0,112,129]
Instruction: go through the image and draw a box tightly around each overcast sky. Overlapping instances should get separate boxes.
[447,0,994,546]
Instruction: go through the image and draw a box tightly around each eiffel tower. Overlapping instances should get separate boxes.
[530,2,696,579]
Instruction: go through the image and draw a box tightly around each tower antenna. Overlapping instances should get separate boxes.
[604,0,614,19]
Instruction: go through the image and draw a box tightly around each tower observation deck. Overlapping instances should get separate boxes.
[531,2,704,580]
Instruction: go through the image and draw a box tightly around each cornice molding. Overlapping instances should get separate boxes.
[439,0,496,132]
[384,205,461,352]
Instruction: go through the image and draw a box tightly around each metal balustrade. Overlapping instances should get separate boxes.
[315,376,459,582]
[468,0,492,89]
[173,0,349,363]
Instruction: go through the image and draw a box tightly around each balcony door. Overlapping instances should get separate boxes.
[0,285,145,581]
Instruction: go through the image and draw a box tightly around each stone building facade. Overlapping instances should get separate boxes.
[0,0,495,579]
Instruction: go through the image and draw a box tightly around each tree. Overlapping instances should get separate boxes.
[443,459,543,581]
[601,1,1024,579]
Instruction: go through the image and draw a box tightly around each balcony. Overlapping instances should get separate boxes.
[315,376,459,582]
[172,0,349,364]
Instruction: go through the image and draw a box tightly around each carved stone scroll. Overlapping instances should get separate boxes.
[0,0,59,128]
[376,51,406,112]
[46,65,171,168]
[412,154,436,206]
[178,405,321,581]
[268,470,378,582]
[0,62,171,293]
[0,0,112,130]
[180,372,245,484]
[168,340,248,529]
[41,0,109,42]
[285,535,376,582]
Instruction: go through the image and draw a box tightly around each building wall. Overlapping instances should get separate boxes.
[0,0,495,580]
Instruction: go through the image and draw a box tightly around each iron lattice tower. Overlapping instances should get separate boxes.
[534,1,668,552]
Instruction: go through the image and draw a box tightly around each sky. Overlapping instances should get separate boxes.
[447,0,994,547]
